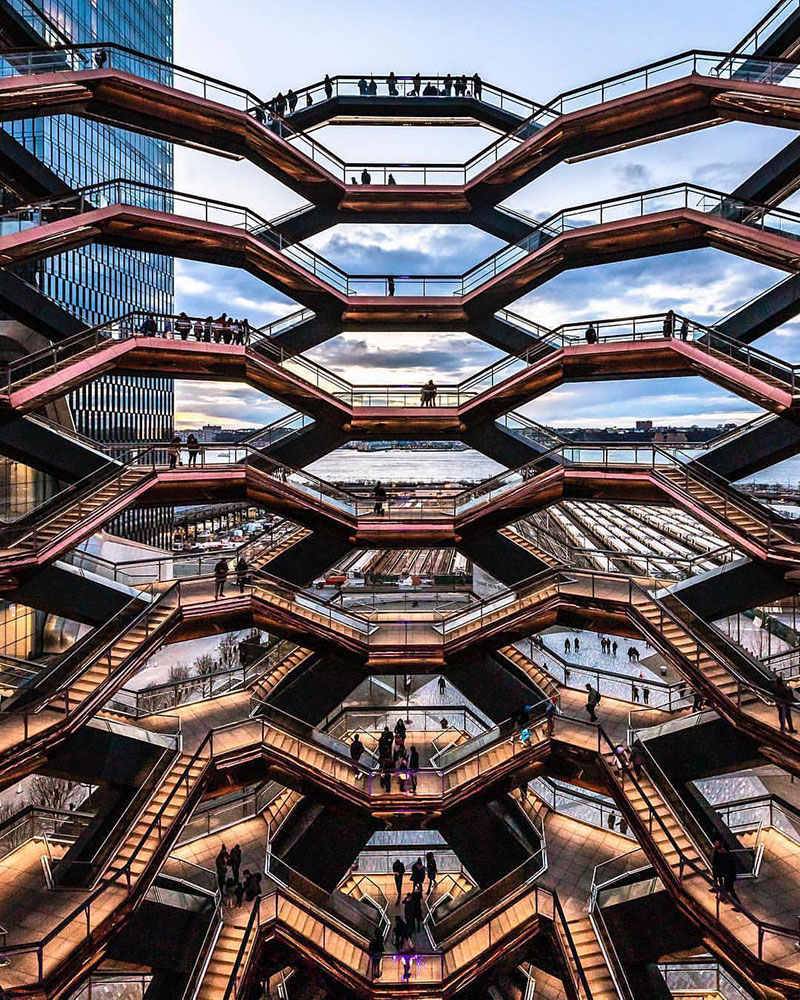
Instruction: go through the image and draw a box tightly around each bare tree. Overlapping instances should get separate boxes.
[217,633,240,671]
[168,662,191,683]
[193,653,216,676]
[27,775,72,811]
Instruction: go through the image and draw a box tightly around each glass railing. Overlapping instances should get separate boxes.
[9,178,800,307]
[532,776,637,839]
[241,411,313,451]
[0,41,348,184]
[432,699,549,770]
[256,305,316,339]
[514,637,686,709]
[322,704,487,742]
[0,805,93,864]
[460,183,800,296]
[66,973,153,1000]
[284,74,541,121]
[0,726,214,986]
[465,51,800,182]
[496,412,568,448]
[111,638,298,717]
[0,180,352,294]
[0,446,159,552]
[728,0,800,61]
[3,582,171,712]
[178,781,287,844]
[251,570,378,636]
[266,852,388,941]
[658,959,756,1000]
[5,42,800,198]
[762,646,800,679]
[63,521,303,587]
[660,445,800,546]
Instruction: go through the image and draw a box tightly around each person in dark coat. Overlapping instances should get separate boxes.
[774,675,797,733]
[585,683,601,722]
[368,929,384,979]
[425,852,437,894]
[410,857,425,892]
[215,844,228,891]
[393,914,408,951]
[228,844,241,884]
[392,858,405,904]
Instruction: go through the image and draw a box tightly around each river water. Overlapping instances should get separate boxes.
[306,448,800,486]
[308,449,505,484]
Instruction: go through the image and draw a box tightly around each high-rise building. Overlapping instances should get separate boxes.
[0,0,175,654]
[3,0,174,445]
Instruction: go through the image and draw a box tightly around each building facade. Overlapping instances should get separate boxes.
[4,0,175,445]
[0,0,175,654]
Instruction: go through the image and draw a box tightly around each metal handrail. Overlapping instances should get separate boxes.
[8,176,800,301]
[5,40,800,191]
[728,0,800,59]
[4,581,168,711]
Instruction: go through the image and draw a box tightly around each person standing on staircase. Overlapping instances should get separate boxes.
[215,845,229,892]
[350,733,366,775]
[186,433,200,467]
[410,857,426,895]
[545,694,558,736]
[167,434,182,470]
[373,481,387,516]
[408,745,419,793]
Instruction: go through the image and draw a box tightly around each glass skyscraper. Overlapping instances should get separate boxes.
[4,0,174,445]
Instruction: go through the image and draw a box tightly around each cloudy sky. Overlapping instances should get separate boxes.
[169,0,798,430]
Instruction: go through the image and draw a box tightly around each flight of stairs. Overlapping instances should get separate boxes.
[250,646,313,703]
[263,787,302,835]
[499,526,560,567]
[7,341,107,395]
[444,735,521,790]
[500,643,560,698]
[444,886,540,976]
[15,467,151,556]
[278,895,369,974]
[195,912,253,1000]
[55,601,176,714]
[264,725,359,791]
[567,916,621,999]
[252,580,359,639]
[655,467,771,545]
[253,526,311,570]
[632,596,739,701]
[621,770,700,873]
[110,750,208,882]
[449,582,560,641]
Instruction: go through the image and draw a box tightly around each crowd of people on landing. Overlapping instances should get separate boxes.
[138,312,253,345]
[368,853,438,980]
[350,718,421,795]
[261,73,486,124]
[216,843,263,909]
